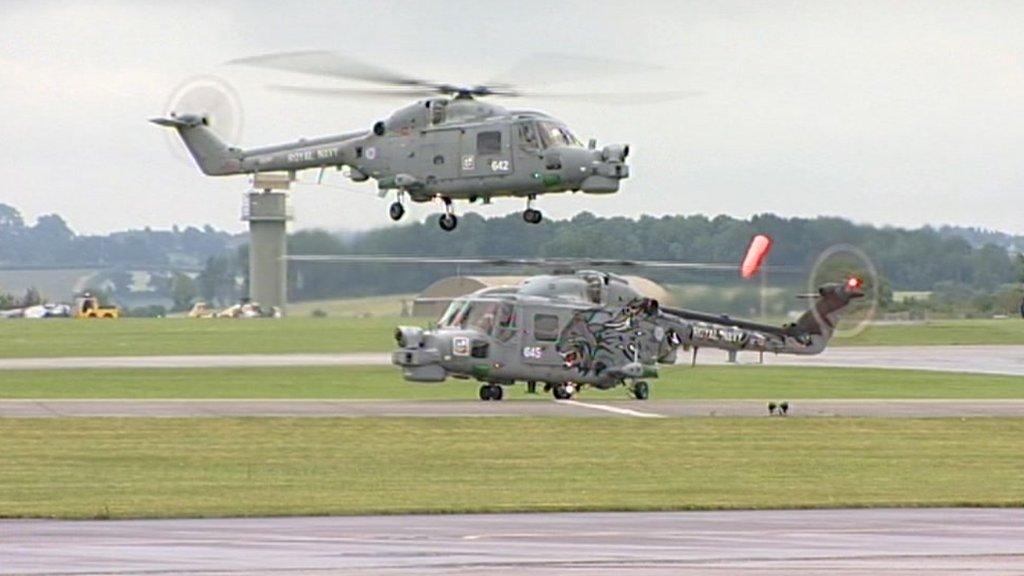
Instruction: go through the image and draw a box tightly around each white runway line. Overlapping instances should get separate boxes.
[558,399,665,418]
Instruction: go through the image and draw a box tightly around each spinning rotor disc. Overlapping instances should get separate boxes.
[807,244,880,338]
[162,75,244,163]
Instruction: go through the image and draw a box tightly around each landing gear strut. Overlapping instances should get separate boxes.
[522,195,542,225]
[478,384,503,401]
[438,197,458,231]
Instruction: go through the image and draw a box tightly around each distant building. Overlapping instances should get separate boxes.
[412,275,675,318]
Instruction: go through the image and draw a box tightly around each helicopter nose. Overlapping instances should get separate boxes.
[391,326,447,382]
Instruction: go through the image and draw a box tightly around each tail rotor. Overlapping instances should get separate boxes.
[806,244,880,338]
[161,75,244,165]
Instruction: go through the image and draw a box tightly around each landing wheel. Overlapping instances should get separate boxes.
[389,202,405,221]
[526,380,537,394]
[632,381,650,401]
[523,208,543,224]
[479,384,503,401]
[439,213,458,231]
[552,384,573,400]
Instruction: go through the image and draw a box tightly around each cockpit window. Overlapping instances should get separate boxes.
[438,299,506,336]
[494,303,516,342]
[463,301,500,334]
[537,121,582,149]
[438,299,465,328]
[517,122,539,150]
[429,99,447,125]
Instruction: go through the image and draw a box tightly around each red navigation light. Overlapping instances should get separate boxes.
[847,277,863,289]
[740,234,773,279]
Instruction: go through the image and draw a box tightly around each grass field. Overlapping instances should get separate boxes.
[1,365,1021,400]
[837,319,1024,347]
[1,417,1021,519]
[0,317,425,358]
[0,317,1022,358]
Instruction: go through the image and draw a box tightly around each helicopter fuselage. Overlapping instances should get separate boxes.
[391,271,864,400]
[157,97,630,204]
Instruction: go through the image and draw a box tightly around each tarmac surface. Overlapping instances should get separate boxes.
[0,345,1022,376]
[4,508,1023,575]
[2,398,1023,418]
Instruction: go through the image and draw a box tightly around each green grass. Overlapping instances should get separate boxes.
[0,317,425,358]
[1,366,1021,400]
[1,417,1021,519]
[0,317,1022,359]
[840,319,1024,346]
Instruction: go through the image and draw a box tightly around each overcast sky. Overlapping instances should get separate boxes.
[2,0,1022,235]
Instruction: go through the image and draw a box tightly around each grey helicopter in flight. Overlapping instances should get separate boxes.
[299,240,875,401]
[152,52,691,231]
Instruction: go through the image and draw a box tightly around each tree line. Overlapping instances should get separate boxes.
[1,201,1021,314]
[287,212,1023,302]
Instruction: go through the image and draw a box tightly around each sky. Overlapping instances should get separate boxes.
[2,0,1023,235]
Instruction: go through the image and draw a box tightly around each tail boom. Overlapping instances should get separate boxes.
[658,282,864,357]
[152,115,368,177]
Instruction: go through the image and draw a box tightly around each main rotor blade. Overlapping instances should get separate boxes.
[515,89,703,105]
[285,254,801,273]
[268,85,442,100]
[228,50,437,89]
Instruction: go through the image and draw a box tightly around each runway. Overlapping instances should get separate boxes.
[2,398,1023,418]
[3,508,1022,575]
[0,345,1021,375]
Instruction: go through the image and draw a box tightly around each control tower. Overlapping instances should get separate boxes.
[242,174,292,313]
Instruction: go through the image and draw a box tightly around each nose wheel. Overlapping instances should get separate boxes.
[389,202,405,221]
[631,381,650,401]
[438,197,458,231]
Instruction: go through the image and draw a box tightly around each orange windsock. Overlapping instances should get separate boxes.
[741,234,773,279]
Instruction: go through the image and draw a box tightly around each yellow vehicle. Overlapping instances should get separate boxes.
[75,294,119,319]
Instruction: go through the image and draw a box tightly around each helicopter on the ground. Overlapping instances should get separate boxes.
[393,270,864,401]
[152,52,688,231]
[386,244,871,401]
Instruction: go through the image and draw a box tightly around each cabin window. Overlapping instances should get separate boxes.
[533,313,560,341]
[476,131,502,155]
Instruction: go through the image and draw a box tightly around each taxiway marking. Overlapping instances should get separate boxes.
[558,399,666,418]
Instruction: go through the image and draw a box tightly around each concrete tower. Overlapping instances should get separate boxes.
[242,184,291,313]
